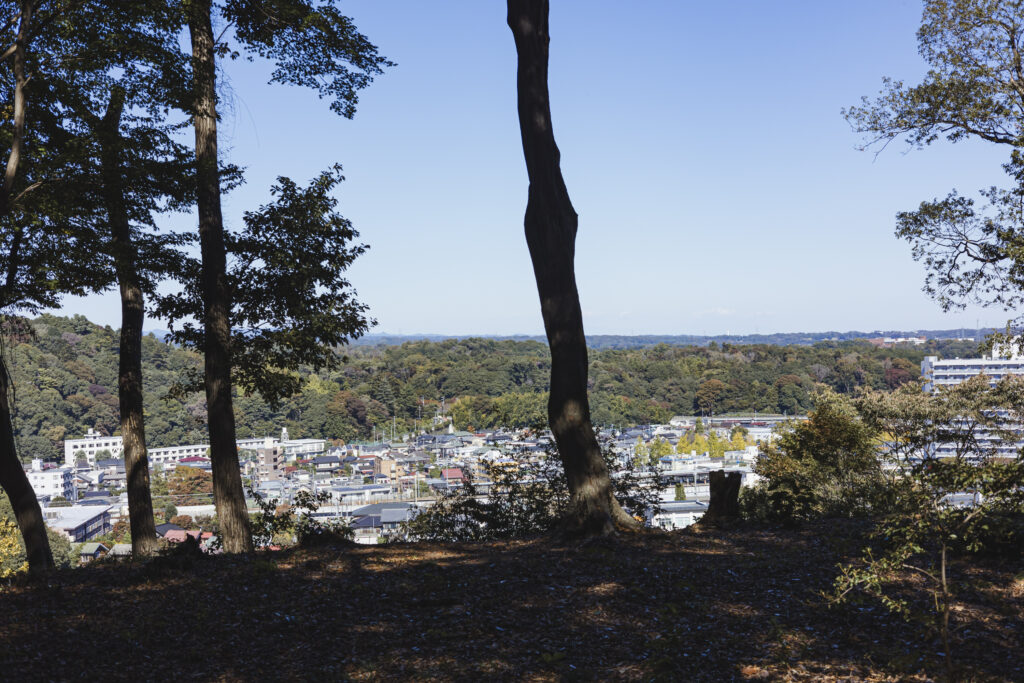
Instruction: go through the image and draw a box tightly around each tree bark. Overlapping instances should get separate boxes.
[507,0,637,535]
[704,469,741,524]
[188,0,252,553]
[0,2,52,573]
[98,87,159,558]
[0,349,53,571]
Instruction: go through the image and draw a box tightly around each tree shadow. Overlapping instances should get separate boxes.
[0,526,1020,681]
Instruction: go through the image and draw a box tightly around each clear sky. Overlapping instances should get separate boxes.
[56,0,1012,336]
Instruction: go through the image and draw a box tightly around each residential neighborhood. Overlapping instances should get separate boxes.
[22,415,784,557]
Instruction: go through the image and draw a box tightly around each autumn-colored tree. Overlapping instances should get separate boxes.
[0,516,25,578]
[169,514,194,529]
[695,379,727,415]
[166,465,213,506]
[633,437,649,467]
[648,437,673,460]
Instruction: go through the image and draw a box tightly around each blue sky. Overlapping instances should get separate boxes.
[58,0,1011,336]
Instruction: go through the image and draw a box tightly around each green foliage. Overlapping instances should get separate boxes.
[154,169,372,408]
[832,375,1024,672]
[5,315,981,459]
[846,0,1024,318]
[404,442,663,542]
[247,485,351,548]
[742,390,884,523]
[0,491,73,573]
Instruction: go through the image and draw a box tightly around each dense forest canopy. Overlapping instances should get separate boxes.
[6,315,979,461]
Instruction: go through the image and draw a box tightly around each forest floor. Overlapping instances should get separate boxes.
[0,522,1021,682]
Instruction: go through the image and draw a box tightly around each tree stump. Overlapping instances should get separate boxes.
[703,470,741,526]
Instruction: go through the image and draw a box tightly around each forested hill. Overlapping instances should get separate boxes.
[9,315,977,462]
[345,329,992,349]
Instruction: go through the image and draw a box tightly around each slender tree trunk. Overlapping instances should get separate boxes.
[941,542,955,682]
[188,0,252,553]
[97,88,159,557]
[0,3,52,572]
[507,0,637,535]
[0,348,52,571]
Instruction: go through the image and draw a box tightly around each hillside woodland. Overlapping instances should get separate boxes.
[6,315,977,460]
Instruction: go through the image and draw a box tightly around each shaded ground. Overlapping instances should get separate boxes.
[1,524,1021,681]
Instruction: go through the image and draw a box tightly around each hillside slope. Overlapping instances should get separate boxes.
[1,525,1020,681]
[7,315,978,461]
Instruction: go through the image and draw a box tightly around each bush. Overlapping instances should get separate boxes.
[403,440,663,542]
[248,486,352,548]
[741,390,886,524]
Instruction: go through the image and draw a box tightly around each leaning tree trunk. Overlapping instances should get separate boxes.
[98,87,159,557]
[0,3,52,572]
[188,0,252,553]
[0,351,53,571]
[508,0,637,535]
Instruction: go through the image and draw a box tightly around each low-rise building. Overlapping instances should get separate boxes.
[44,505,112,543]
[647,501,708,530]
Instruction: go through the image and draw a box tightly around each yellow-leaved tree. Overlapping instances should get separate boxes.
[0,517,27,578]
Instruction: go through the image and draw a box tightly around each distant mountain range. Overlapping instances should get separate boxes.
[139,328,992,350]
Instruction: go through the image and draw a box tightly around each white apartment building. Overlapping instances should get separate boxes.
[63,430,209,468]
[25,459,75,501]
[921,346,1024,458]
[922,349,1024,392]
[65,426,326,469]
[64,428,123,465]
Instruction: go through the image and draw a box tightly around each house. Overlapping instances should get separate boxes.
[440,468,464,482]
[381,506,418,531]
[313,455,342,472]
[374,456,398,480]
[164,529,202,544]
[78,542,109,564]
[108,543,133,558]
[154,522,184,538]
[350,515,382,543]
[647,501,708,530]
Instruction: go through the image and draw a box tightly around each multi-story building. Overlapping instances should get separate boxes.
[25,459,75,501]
[63,428,123,465]
[43,505,112,542]
[921,345,1024,458]
[922,347,1024,392]
[256,444,283,481]
[64,426,323,468]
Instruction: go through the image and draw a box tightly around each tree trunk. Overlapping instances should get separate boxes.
[703,470,741,525]
[98,87,159,558]
[0,3,52,573]
[507,0,637,536]
[188,0,252,553]
[0,350,53,571]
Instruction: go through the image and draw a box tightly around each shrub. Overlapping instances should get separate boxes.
[248,485,351,548]
[403,440,663,542]
[741,389,886,524]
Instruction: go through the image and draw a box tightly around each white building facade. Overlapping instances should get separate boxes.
[921,347,1024,458]
[26,459,75,500]
[64,427,322,468]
